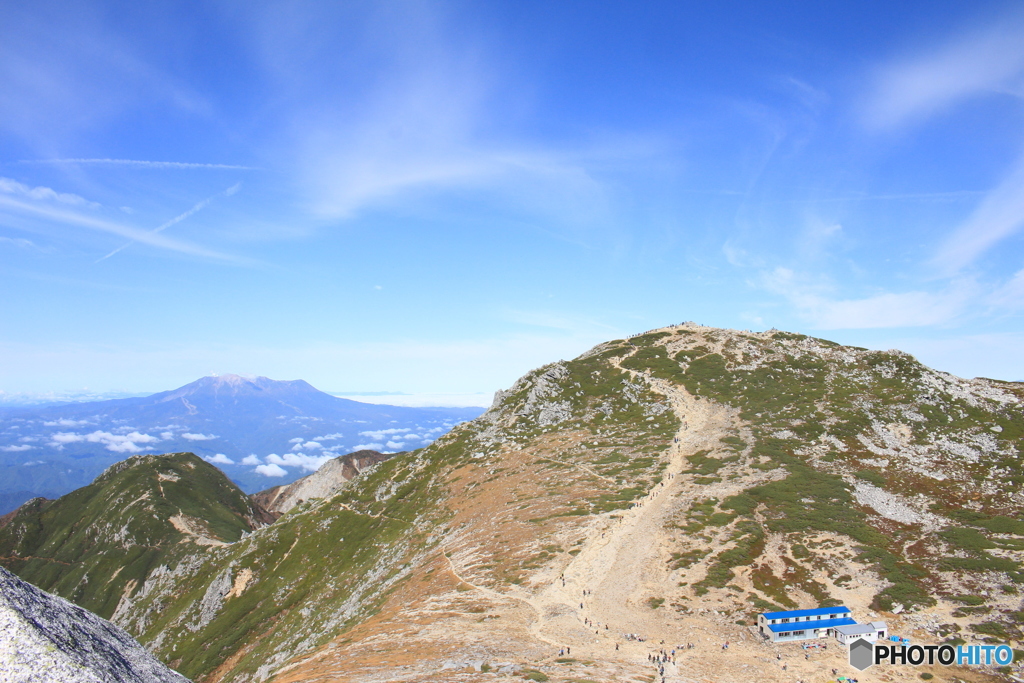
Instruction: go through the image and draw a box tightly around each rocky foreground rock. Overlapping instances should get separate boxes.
[0,566,189,683]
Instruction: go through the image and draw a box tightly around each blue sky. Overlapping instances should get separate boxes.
[3,1,1024,402]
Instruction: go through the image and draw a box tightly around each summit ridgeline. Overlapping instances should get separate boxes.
[3,324,1022,682]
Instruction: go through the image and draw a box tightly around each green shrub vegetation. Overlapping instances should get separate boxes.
[0,453,260,619]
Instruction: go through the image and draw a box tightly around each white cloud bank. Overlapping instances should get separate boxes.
[204,453,235,465]
[181,432,217,441]
[254,463,287,477]
[266,452,331,472]
[48,430,160,453]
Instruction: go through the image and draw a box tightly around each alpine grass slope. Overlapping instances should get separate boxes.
[0,453,270,620]
[5,323,1024,682]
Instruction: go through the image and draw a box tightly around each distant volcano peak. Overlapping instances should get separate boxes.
[161,375,318,400]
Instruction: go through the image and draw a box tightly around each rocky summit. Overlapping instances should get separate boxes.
[0,565,190,682]
[2,323,1023,682]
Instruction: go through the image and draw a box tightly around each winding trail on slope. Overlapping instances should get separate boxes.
[505,355,740,679]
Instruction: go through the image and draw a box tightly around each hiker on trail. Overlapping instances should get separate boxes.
[559,649,564,656]
[615,643,619,651]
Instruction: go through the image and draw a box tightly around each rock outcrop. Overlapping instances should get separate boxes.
[0,566,189,682]
[250,449,391,516]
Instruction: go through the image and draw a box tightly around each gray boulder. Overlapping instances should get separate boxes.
[0,566,190,682]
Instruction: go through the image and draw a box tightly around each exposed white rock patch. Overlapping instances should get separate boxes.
[852,482,945,530]
[188,569,232,632]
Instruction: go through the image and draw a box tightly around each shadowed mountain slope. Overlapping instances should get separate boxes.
[9,324,1024,682]
[0,452,268,620]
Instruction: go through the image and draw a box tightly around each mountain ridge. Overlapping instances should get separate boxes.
[5,323,1023,682]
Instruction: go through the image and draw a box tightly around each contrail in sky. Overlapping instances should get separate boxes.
[20,158,258,170]
[95,182,242,263]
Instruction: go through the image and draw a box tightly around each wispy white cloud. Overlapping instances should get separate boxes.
[1,444,33,452]
[0,5,210,147]
[863,12,1024,273]
[353,442,384,451]
[798,219,844,261]
[22,159,258,170]
[0,177,99,208]
[863,12,1024,130]
[270,5,625,240]
[989,267,1024,310]
[931,157,1024,274]
[241,454,262,466]
[0,236,37,249]
[205,453,235,465]
[254,463,287,477]
[761,267,976,329]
